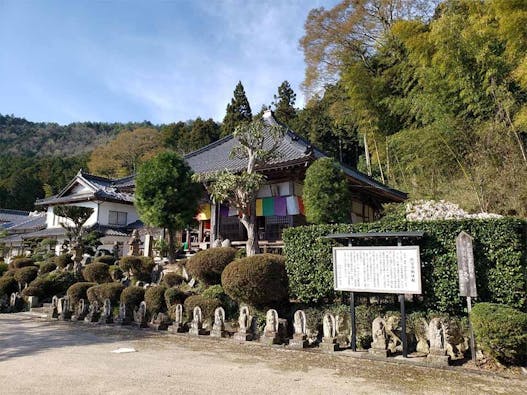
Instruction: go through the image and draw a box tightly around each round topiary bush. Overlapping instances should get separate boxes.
[144,285,167,316]
[55,254,73,269]
[186,247,237,285]
[221,253,289,308]
[21,271,76,301]
[162,272,185,288]
[8,257,36,270]
[66,282,97,307]
[82,263,112,284]
[14,266,39,287]
[109,265,124,281]
[183,294,221,322]
[120,286,145,310]
[86,283,125,305]
[164,287,187,307]
[39,261,57,275]
[0,276,18,298]
[95,255,116,265]
[471,302,527,365]
[119,256,155,282]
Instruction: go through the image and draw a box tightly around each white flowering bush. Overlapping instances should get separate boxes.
[405,200,502,222]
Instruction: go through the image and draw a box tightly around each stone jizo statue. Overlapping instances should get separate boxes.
[320,313,338,351]
[189,306,206,336]
[234,306,253,342]
[169,304,185,333]
[211,307,226,338]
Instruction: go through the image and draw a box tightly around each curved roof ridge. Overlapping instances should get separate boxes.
[184,134,235,159]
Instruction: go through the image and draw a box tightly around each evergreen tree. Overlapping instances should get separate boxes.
[272,80,297,125]
[221,81,253,137]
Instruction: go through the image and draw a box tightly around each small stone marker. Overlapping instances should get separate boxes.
[168,304,185,333]
[234,306,253,342]
[72,299,89,321]
[289,310,308,349]
[115,301,132,325]
[369,317,388,357]
[189,306,207,336]
[427,318,449,366]
[50,295,59,319]
[57,297,71,321]
[133,301,148,328]
[84,301,100,323]
[99,299,114,324]
[262,309,280,345]
[27,295,39,309]
[149,312,170,331]
[210,307,227,338]
[320,313,338,351]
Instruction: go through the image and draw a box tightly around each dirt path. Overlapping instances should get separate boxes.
[0,314,525,394]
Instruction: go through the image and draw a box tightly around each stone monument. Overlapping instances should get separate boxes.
[149,312,170,330]
[128,229,141,256]
[261,309,281,345]
[168,304,186,333]
[133,301,148,328]
[10,292,23,312]
[189,306,207,336]
[385,315,402,354]
[57,296,71,321]
[50,295,59,319]
[320,313,339,351]
[84,301,100,323]
[72,299,89,321]
[99,299,114,324]
[210,307,227,338]
[234,306,253,342]
[289,310,308,349]
[115,301,132,325]
[427,318,449,366]
[369,317,388,357]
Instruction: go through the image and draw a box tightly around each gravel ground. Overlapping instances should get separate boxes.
[0,313,525,395]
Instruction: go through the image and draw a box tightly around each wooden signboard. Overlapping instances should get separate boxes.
[332,246,422,294]
[456,231,477,297]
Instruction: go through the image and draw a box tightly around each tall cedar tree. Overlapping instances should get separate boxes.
[221,81,253,137]
[272,80,297,125]
[302,157,351,224]
[134,151,201,263]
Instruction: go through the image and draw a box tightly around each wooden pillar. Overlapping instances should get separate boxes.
[210,200,218,244]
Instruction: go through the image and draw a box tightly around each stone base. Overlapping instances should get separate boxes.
[289,338,308,349]
[132,321,148,328]
[168,323,186,333]
[99,316,114,324]
[320,341,339,352]
[369,348,389,358]
[261,334,281,345]
[210,329,227,338]
[148,322,169,331]
[189,327,208,336]
[427,352,450,367]
[233,332,253,342]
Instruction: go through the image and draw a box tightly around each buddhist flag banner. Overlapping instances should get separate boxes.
[256,199,263,216]
[263,197,274,216]
[286,195,300,215]
[274,196,287,216]
[298,196,305,215]
[196,204,211,221]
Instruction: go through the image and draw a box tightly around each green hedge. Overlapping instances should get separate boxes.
[471,302,527,365]
[283,218,527,313]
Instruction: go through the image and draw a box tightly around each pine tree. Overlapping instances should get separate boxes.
[221,81,252,137]
[272,80,297,125]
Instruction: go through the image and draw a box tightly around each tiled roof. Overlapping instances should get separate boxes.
[0,209,30,223]
[4,213,46,232]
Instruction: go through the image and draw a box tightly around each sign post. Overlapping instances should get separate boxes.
[456,231,477,363]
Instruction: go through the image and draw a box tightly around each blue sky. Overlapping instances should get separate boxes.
[0,0,337,124]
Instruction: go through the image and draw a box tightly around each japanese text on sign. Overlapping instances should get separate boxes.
[332,246,422,294]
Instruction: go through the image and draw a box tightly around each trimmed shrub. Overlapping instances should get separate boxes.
[0,262,8,277]
[82,263,112,284]
[87,283,125,305]
[95,255,116,265]
[471,303,527,365]
[186,247,237,285]
[119,256,155,282]
[14,266,39,286]
[183,294,221,322]
[8,257,35,270]
[221,254,289,308]
[22,271,76,300]
[164,287,187,307]
[283,218,527,313]
[39,261,57,274]
[120,286,145,310]
[55,254,73,269]
[144,285,167,315]
[67,282,97,307]
[202,284,238,319]
[0,276,18,298]
[162,272,184,288]
[109,265,124,281]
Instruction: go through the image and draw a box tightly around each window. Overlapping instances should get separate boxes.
[108,210,127,226]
